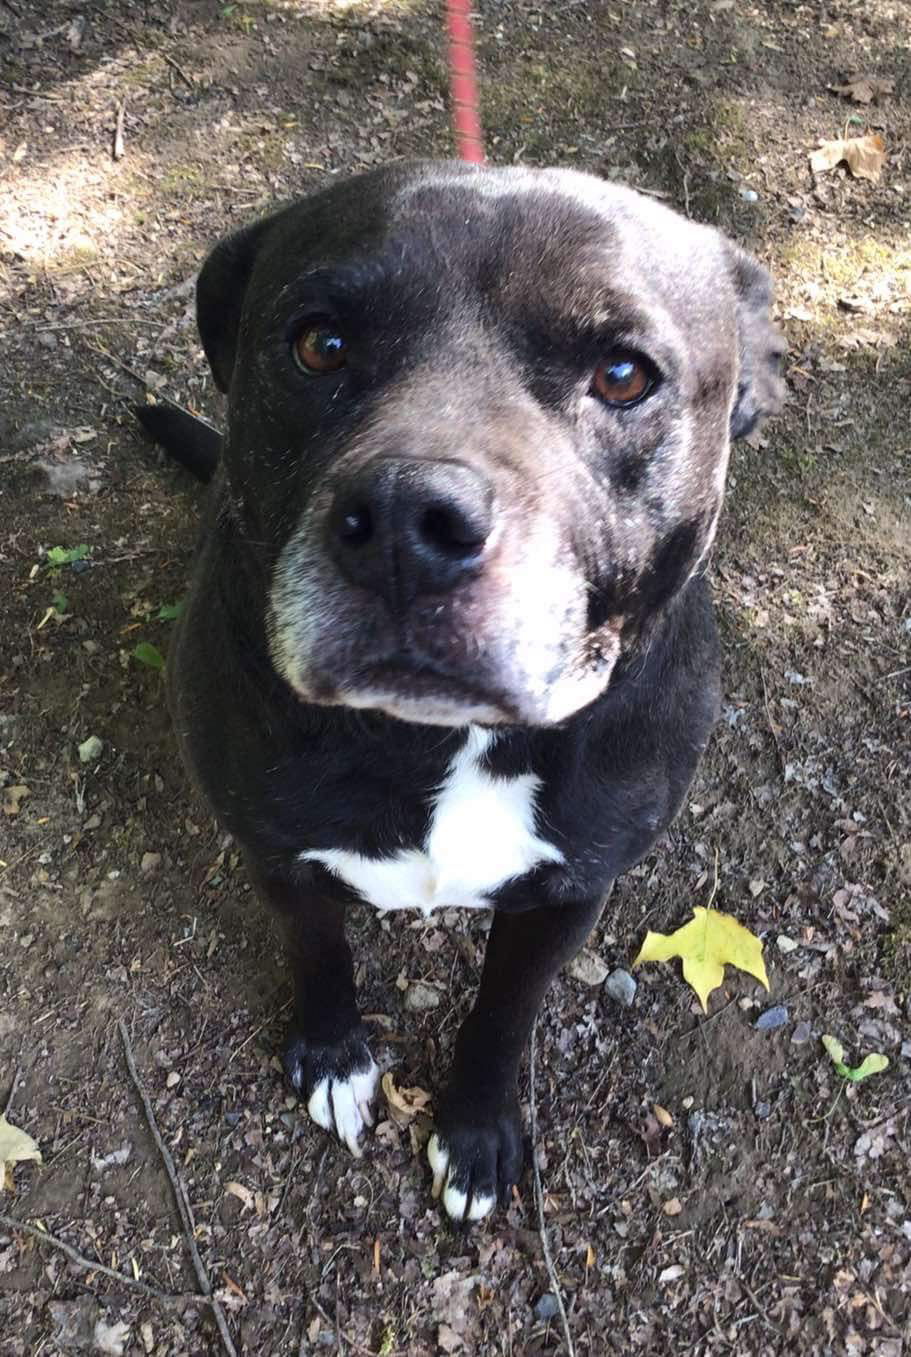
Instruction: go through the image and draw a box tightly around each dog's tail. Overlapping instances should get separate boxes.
[135,402,222,484]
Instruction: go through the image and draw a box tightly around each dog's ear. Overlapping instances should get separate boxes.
[196,216,273,393]
[725,244,787,440]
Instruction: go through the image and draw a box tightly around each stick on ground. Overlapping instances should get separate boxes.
[118,1018,237,1357]
[0,1212,207,1307]
[529,1022,576,1357]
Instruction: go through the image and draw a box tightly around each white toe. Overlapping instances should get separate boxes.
[307,1077,333,1132]
[427,1132,448,1198]
[466,1189,496,1221]
[427,1133,496,1221]
[331,1078,364,1158]
[332,1059,380,1157]
[308,1058,380,1157]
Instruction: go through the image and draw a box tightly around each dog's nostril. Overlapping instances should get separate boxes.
[420,505,487,558]
[338,505,373,546]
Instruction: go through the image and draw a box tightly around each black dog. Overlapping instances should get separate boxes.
[138,161,783,1222]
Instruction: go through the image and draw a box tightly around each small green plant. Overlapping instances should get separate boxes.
[46,544,89,568]
[133,642,165,672]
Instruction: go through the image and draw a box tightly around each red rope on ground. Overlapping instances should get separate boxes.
[446,0,485,164]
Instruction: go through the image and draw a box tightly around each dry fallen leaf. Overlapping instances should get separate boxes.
[830,75,894,104]
[0,1114,42,1190]
[93,1319,131,1356]
[2,785,30,816]
[224,1180,254,1211]
[381,1072,432,1127]
[633,906,769,1012]
[809,133,887,182]
[652,1103,674,1128]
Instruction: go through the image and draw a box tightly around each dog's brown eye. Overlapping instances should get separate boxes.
[593,350,653,406]
[294,326,348,375]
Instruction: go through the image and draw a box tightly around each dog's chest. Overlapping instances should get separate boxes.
[301,728,563,915]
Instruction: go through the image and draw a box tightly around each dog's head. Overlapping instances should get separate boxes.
[197,162,784,726]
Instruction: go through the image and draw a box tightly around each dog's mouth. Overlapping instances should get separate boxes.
[337,662,516,728]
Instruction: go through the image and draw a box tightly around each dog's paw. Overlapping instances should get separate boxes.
[427,1104,524,1223]
[283,1028,379,1158]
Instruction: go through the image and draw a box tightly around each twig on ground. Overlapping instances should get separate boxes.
[227,999,292,1065]
[529,1023,575,1357]
[3,1061,21,1117]
[118,1019,237,1357]
[163,52,196,91]
[758,662,786,774]
[305,1296,407,1357]
[0,1213,207,1307]
[112,100,126,160]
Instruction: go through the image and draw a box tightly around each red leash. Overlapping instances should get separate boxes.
[446,0,485,163]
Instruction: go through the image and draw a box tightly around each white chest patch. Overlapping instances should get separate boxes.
[301,727,564,916]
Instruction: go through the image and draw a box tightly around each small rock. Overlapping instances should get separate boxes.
[791,1021,813,1045]
[94,1318,130,1355]
[166,1071,180,1089]
[48,1297,100,1349]
[533,1293,560,1322]
[140,851,162,875]
[78,735,104,763]
[403,981,440,1012]
[755,1005,789,1031]
[91,1145,132,1173]
[754,1100,771,1120]
[604,968,637,1007]
[739,188,759,202]
[776,934,799,953]
[568,949,609,986]
[37,331,58,349]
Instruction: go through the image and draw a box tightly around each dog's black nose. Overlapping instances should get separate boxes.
[328,458,494,606]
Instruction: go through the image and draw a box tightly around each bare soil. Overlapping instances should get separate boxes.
[1,2,909,1354]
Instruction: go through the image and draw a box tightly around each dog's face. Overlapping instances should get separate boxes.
[197,162,784,726]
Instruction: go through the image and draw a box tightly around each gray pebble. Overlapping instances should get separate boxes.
[604,968,637,1007]
[568,949,609,986]
[791,1021,813,1045]
[534,1293,561,1322]
[755,1004,789,1031]
[403,981,440,1012]
[739,188,759,203]
[78,734,104,763]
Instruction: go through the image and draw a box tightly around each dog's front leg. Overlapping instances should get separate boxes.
[247,864,379,1157]
[429,894,606,1221]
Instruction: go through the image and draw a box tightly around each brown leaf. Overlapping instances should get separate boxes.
[830,76,894,104]
[2,785,30,816]
[652,1104,674,1128]
[0,1114,42,1191]
[224,1181,254,1211]
[381,1072,432,1127]
[809,133,887,182]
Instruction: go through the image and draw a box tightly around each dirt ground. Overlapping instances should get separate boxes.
[1,1,909,1353]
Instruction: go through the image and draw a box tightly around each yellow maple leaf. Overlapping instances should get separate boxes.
[633,906,769,1012]
[0,1114,42,1191]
